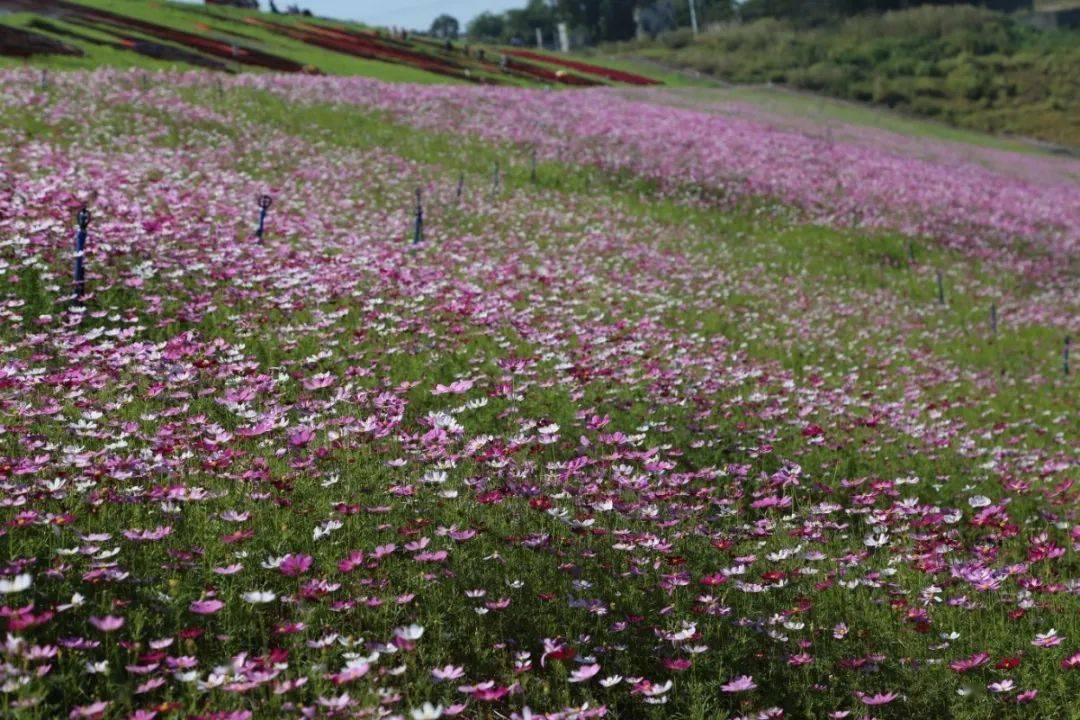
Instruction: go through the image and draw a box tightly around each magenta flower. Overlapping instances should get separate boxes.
[279,553,314,576]
[949,651,990,673]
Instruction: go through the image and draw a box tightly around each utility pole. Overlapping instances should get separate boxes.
[689,0,699,36]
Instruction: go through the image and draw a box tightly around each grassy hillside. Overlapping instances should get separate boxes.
[0,66,1077,720]
[601,5,1080,147]
[0,0,453,82]
[0,0,669,87]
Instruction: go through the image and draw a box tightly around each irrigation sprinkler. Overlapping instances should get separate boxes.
[493,162,501,194]
[413,188,424,245]
[255,194,272,242]
[40,69,48,91]
[73,206,91,302]
[936,270,945,305]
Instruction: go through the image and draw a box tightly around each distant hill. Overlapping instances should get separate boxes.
[600,4,1080,147]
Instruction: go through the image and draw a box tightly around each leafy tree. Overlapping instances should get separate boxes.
[467,11,506,41]
[504,0,558,44]
[430,14,461,40]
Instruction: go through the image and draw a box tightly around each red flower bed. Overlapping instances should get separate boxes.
[505,49,661,86]
[246,19,486,84]
[48,0,311,73]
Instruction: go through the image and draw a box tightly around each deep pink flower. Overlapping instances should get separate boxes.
[279,553,314,576]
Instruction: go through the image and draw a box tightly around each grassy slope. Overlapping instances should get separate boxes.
[1,70,1076,719]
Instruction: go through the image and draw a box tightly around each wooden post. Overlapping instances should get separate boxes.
[413,188,424,245]
[74,207,90,302]
[255,194,272,242]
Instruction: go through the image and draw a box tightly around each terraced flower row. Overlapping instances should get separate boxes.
[0,69,1077,720]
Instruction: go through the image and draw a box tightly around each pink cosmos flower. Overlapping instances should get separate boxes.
[432,379,473,395]
[569,663,600,683]
[1031,629,1062,647]
[189,599,224,615]
[69,700,110,719]
[288,427,315,447]
[856,691,899,706]
[721,675,756,693]
[432,665,465,682]
[949,651,990,673]
[88,615,125,633]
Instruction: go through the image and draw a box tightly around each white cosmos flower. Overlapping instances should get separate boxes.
[242,590,277,604]
[394,624,424,641]
[0,574,31,594]
[411,702,443,720]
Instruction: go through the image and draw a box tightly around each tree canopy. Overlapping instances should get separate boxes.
[464,0,1032,46]
[430,14,461,40]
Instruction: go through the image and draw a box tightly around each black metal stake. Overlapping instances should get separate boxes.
[455,172,464,203]
[493,162,500,194]
[1065,336,1071,376]
[74,206,91,302]
[936,271,945,305]
[413,188,424,245]
[255,194,272,242]
[530,148,537,183]
[40,69,48,91]
[990,302,997,338]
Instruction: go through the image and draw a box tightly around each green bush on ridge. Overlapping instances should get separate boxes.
[606,5,1080,147]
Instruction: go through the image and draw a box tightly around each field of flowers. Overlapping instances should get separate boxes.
[0,68,1077,720]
